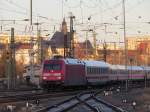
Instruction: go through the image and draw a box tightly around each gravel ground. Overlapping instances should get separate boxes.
[98,87,150,112]
[1,85,150,112]
[0,95,73,112]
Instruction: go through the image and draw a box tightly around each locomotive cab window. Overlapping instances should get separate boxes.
[44,64,62,71]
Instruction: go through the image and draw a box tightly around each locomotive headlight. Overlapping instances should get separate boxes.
[57,76,61,79]
[43,76,47,80]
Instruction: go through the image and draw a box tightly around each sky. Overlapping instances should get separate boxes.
[0,0,150,43]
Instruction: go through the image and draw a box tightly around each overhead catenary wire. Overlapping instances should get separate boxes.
[2,0,60,23]
[4,0,28,11]
[0,0,149,41]
[82,0,99,8]
[64,0,81,8]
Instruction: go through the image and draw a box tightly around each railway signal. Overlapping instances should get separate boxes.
[6,51,10,60]
[5,28,16,89]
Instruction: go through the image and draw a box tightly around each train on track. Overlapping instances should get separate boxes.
[40,57,150,88]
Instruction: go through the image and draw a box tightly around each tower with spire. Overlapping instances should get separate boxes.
[61,18,67,35]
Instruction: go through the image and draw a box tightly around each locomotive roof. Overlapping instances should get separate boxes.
[83,60,110,68]
[63,58,85,65]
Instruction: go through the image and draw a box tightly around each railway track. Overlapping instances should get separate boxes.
[0,90,82,104]
[0,81,149,112]
[35,89,127,112]
[0,86,41,92]
[34,81,148,112]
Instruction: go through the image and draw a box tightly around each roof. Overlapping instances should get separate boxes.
[110,65,144,71]
[50,31,70,48]
[127,66,143,71]
[110,65,126,70]
[83,60,110,68]
[142,66,150,71]
[79,40,93,49]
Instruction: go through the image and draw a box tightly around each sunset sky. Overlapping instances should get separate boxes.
[0,0,150,42]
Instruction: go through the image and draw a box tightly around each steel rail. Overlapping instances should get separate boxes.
[0,91,80,104]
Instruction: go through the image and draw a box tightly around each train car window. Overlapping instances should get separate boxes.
[132,70,134,74]
[91,68,93,74]
[111,70,114,74]
[87,68,89,74]
[110,69,112,74]
[120,70,125,74]
[115,70,117,74]
[122,70,125,74]
[97,68,99,74]
[89,68,91,74]
[94,68,96,74]
[104,68,106,74]
[87,67,90,74]
[93,68,95,74]
[92,68,94,74]
[44,64,61,71]
[98,68,100,74]
[133,71,137,74]
[90,68,92,74]
[95,68,97,74]
[100,68,108,74]
[101,68,103,73]
[100,68,102,74]
[88,67,92,74]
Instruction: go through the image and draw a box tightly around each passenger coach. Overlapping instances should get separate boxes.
[84,60,110,85]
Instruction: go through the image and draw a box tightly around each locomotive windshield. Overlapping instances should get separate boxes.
[44,63,61,71]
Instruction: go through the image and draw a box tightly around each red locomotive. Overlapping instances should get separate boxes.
[41,58,87,88]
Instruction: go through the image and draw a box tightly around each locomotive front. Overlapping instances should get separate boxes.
[41,60,64,88]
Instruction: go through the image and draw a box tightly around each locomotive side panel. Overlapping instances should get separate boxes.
[64,64,87,86]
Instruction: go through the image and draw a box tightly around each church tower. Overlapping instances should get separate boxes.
[61,18,67,35]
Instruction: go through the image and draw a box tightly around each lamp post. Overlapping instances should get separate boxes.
[122,0,128,91]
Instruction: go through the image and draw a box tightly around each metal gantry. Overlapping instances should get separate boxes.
[69,12,75,58]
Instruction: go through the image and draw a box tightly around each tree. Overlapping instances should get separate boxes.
[0,50,8,78]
